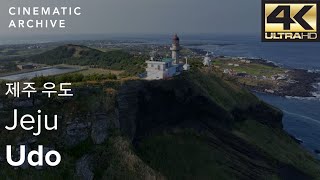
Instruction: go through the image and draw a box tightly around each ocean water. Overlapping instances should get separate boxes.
[181,34,320,70]
[256,93,320,157]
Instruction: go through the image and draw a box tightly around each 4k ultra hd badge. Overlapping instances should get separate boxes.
[262,0,320,42]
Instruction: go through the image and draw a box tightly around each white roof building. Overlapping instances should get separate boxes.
[146,58,183,80]
[183,58,190,71]
[203,52,212,66]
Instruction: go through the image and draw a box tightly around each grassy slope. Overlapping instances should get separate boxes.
[234,119,320,179]
[183,69,259,111]
[94,136,165,180]
[137,132,241,180]
[134,70,320,179]
[213,59,285,77]
[212,59,286,89]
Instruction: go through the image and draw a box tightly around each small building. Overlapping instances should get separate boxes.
[183,58,190,71]
[146,58,182,80]
[265,89,275,94]
[203,52,212,66]
[223,69,231,74]
[17,64,35,70]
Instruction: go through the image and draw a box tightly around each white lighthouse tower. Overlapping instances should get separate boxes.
[170,34,182,64]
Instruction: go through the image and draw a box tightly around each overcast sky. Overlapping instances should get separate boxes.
[0,0,260,38]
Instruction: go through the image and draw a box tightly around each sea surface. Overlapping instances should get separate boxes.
[256,93,320,157]
[1,34,320,157]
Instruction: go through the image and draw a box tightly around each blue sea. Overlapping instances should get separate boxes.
[256,93,320,155]
[1,34,320,157]
[184,35,320,70]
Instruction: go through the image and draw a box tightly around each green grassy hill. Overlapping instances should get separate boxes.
[27,44,145,76]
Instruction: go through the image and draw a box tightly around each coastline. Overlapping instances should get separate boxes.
[242,64,320,98]
[256,92,320,159]
[191,48,320,98]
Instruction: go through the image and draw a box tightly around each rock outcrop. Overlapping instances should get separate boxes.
[76,155,94,180]
[91,113,108,145]
[64,122,91,147]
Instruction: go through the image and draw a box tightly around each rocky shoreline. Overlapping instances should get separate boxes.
[244,67,320,98]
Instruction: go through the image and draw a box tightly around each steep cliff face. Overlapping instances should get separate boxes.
[117,71,283,141]
[117,71,320,180]
[117,79,233,141]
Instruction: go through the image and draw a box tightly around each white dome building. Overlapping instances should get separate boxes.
[183,57,190,71]
[203,52,212,66]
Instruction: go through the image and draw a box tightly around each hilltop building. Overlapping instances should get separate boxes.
[17,64,35,70]
[145,34,187,80]
[203,52,212,66]
[146,58,182,80]
[183,58,190,71]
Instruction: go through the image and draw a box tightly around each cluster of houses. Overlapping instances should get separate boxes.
[218,58,291,83]
[223,67,289,82]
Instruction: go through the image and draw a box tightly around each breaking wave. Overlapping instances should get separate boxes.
[282,110,320,127]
